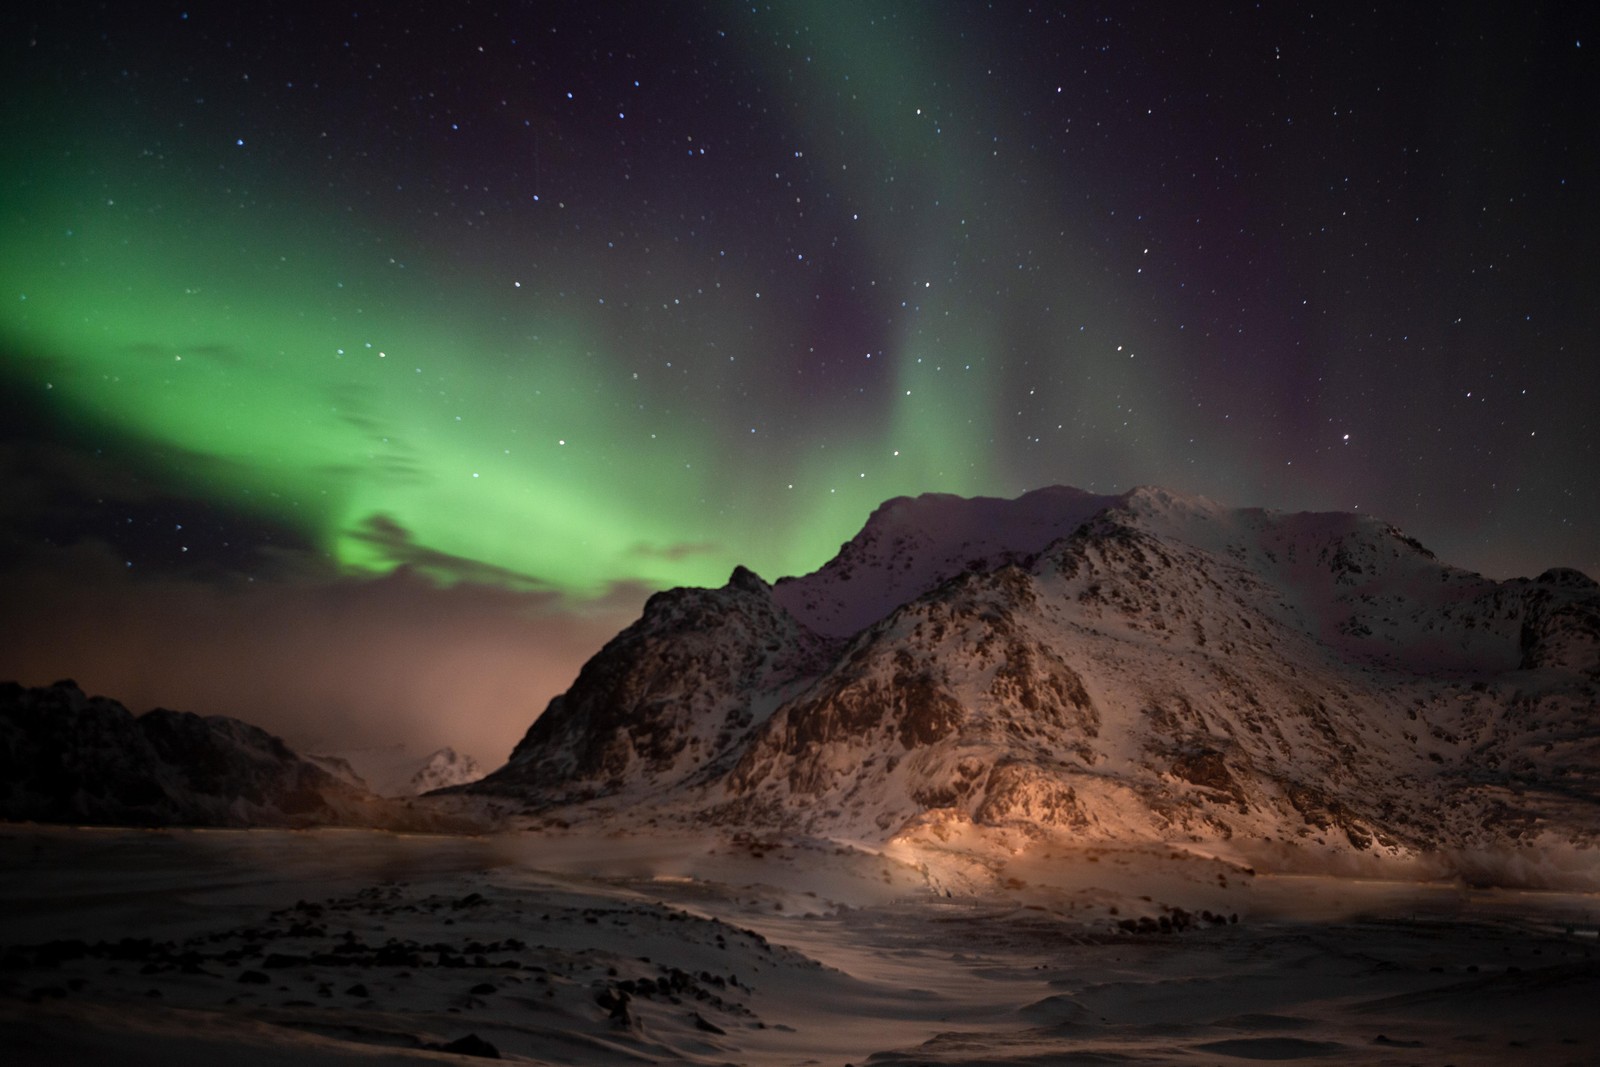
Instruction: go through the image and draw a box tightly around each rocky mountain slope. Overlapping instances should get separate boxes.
[464,486,1600,861]
[0,680,460,829]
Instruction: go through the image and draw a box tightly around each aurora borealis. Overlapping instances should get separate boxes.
[2,3,1596,762]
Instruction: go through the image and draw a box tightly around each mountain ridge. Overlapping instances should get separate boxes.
[463,486,1600,863]
[0,679,474,830]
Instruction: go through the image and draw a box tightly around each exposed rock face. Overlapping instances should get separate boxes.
[0,680,440,828]
[464,487,1600,855]
[484,566,836,800]
[1519,569,1600,671]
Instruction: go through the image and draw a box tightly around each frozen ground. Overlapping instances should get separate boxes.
[3,824,1599,1065]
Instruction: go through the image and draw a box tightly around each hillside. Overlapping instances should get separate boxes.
[463,487,1600,865]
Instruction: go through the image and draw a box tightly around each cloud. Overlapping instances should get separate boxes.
[348,512,558,589]
[630,540,723,562]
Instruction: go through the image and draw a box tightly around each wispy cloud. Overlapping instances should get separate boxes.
[629,540,723,562]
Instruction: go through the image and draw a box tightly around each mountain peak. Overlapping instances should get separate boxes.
[727,564,770,595]
[467,485,1600,859]
[772,484,1120,637]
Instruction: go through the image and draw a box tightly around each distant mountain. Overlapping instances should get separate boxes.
[0,680,465,829]
[409,746,485,794]
[462,486,1600,858]
[309,743,485,797]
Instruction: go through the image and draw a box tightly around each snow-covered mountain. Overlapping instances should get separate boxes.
[310,744,485,797]
[464,486,1600,860]
[409,746,485,794]
[0,680,468,829]
[770,485,1123,638]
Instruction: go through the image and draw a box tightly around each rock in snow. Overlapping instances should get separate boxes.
[463,485,1600,857]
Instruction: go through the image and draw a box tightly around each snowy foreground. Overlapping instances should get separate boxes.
[3,825,1599,1066]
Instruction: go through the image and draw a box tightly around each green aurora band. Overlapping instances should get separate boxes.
[0,146,1026,594]
[0,4,1189,597]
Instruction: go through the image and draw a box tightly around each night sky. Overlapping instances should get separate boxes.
[2,3,1596,763]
